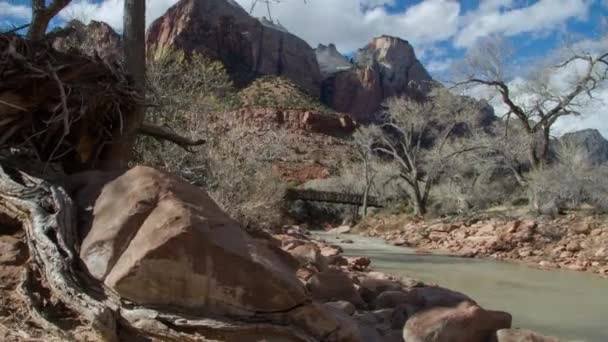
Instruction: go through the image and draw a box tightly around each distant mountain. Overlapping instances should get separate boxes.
[319,35,435,122]
[560,129,608,165]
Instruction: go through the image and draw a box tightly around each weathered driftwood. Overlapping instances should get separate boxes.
[0,163,316,341]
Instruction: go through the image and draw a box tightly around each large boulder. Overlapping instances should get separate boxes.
[559,128,608,165]
[146,0,322,96]
[403,302,512,342]
[78,166,308,316]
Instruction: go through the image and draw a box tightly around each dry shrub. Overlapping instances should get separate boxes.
[137,51,289,227]
[529,140,608,213]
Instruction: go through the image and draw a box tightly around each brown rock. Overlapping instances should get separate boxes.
[403,302,512,342]
[288,243,328,271]
[595,247,607,258]
[323,301,356,315]
[146,0,322,96]
[79,166,306,316]
[373,291,411,309]
[408,286,474,309]
[320,245,343,257]
[345,256,371,271]
[566,241,581,252]
[429,231,449,242]
[327,225,352,234]
[307,269,365,306]
[496,328,560,342]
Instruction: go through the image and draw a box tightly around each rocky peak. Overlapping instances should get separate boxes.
[315,43,353,77]
[560,129,608,165]
[355,35,433,97]
[51,20,122,62]
[146,0,322,96]
[320,35,434,121]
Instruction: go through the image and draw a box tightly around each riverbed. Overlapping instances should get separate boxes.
[316,232,608,342]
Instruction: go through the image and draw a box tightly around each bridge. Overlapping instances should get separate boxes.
[285,188,384,207]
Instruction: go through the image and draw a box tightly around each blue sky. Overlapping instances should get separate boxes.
[1,0,607,135]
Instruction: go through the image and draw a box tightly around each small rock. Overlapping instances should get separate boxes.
[566,241,581,252]
[373,290,411,309]
[595,247,607,258]
[341,239,354,244]
[429,231,449,242]
[323,301,356,315]
[327,225,351,234]
[559,251,573,259]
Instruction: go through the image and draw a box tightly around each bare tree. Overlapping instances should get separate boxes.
[353,126,378,217]
[368,88,482,215]
[455,35,608,170]
[28,0,72,40]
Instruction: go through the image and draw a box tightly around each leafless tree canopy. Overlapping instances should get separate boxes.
[454,35,608,170]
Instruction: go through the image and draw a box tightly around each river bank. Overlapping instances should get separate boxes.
[350,213,608,278]
[315,232,608,342]
[273,225,572,341]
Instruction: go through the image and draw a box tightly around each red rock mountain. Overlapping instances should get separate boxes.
[52,20,123,62]
[319,36,435,122]
[146,0,322,97]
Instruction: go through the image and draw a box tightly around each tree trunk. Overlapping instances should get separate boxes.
[362,159,369,217]
[411,182,427,216]
[104,0,146,169]
[27,11,52,40]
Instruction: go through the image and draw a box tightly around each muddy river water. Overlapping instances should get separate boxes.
[315,232,608,342]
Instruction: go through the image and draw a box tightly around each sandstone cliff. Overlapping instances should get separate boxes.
[146,0,322,96]
[320,36,435,122]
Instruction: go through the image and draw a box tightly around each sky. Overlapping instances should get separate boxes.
[1,0,607,136]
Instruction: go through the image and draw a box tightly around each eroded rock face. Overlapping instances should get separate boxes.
[146,0,322,96]
[79,166,307,316]
[321,36,434,121]
[52,20,122,62]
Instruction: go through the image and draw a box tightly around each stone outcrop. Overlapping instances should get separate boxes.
[52,20,122,62]
[146,0,322,96]
[321,36,434,121]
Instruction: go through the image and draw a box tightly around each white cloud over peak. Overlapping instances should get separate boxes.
[59,0,178,31]
[455,0,590,48]
[238,0,460,53]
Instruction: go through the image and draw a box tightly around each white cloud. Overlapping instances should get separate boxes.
[59,0,178,31]
[0,1,31,20]
[237,0,460,53]
[426,58,454,74]
[455,0,590,48]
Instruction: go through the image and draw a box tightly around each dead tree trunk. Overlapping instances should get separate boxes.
[104,0,146,168]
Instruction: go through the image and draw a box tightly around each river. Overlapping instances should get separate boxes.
[315,232,608,342]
